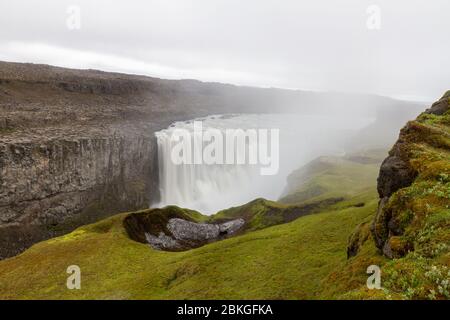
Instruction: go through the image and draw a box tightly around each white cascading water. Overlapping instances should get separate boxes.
[155,114,374,214]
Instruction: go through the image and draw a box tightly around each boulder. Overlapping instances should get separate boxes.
[377,156,416,198]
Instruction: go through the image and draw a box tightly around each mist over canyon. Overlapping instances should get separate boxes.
[155,113,375,214]
[0,61,425,259]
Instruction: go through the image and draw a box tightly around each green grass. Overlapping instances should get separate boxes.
[209,196,345,232]
[210,198,288,230]
[0,191,377,299]
[278,150,384,205]
[0,150,383,300]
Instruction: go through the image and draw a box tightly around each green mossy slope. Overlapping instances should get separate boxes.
[0,154,381,299]
[278,149,385,205]
[0,193,377,299]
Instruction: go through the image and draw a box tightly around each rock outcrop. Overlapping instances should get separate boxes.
[146,218,245,250]
[370,91,450,258]
[123,206,245,251]
[377,156,417,199]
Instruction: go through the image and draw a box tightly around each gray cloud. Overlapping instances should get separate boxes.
[0,0,448,101]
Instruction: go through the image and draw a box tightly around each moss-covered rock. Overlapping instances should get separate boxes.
[371,92,450,258]
[210,197,343,232]
[340,91,450,300]
[347,218,372,258]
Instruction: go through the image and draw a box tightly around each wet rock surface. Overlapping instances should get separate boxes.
[145,218,245,251]
[169,218,244,241]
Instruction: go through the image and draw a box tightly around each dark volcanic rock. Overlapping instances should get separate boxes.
[146,218,245,251]
[425,91,450,115]
[168,218,245,241]
[124,208,245,251]
[123,207,246,251]
[377,155,417,198]
[372,146,417,255]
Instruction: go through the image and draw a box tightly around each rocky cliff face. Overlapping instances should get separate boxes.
[0,126,159,259]
[371,91,450,258]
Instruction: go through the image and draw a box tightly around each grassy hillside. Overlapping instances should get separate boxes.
[0,194,377,299]
[278,149,386,205]
[0,153,382,299]
[326,91,450,300]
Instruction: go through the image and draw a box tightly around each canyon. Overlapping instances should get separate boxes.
[0,90,447,299]
[0,61,423,259]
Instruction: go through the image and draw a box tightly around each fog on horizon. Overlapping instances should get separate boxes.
[0,0,449,102]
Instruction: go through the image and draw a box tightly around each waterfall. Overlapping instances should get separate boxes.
[155,114,375,215]
[155,116,261,214]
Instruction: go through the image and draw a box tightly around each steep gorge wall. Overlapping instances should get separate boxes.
[0,130,159,259]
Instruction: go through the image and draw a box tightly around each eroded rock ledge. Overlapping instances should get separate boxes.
[145,218,245,250]
[123,206,245,251]
[373,93,449,258]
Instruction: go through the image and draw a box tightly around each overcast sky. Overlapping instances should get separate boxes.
[0,0,448,101]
